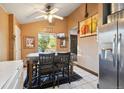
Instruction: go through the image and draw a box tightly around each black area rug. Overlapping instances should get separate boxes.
[24,72,82,89]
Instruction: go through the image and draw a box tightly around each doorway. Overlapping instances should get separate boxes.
[70,26,78,61]
[70,35,77,54]
[14,25,21,60]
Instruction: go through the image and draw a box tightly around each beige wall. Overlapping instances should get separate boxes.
[67,4,98,30]
[67,4,99,73]
[0,6,21,61]
[0,6,9,61]
[15,17,21,29]
[78,36,99,73]
[21,19,68,59]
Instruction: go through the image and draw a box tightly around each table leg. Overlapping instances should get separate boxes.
[28,61,33,89]
[70,62,73,76]
[27,61,29,82]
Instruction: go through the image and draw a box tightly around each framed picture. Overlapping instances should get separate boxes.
[91,14,98,33]
[60,39,66,48]
[79,14,98,37]
[79,17,92,37]
[24,36,35,48]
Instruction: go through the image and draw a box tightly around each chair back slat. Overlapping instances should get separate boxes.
[39,53,55,66]
[57,52,70,65]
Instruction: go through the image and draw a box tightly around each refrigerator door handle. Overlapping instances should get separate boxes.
[118,33,122,69]
[112,34,117,67]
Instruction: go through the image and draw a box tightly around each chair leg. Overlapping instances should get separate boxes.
[36,68,38,84]
[38,73,40,86]
[57,74,59,87]
[68,67,71,84]
[35,65,37,77]
[52,73,55,88]
[62,68,65,77]
[49,74,51,80]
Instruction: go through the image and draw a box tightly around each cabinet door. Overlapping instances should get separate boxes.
[4,70,18,89]
[18,71,24,89]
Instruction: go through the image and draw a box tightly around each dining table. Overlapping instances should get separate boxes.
[26,52,74,88]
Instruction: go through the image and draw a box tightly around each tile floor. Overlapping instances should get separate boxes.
[54,66,98,89]
[23,65,98,89]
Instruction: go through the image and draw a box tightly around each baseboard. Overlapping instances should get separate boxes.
[73,63,98,76]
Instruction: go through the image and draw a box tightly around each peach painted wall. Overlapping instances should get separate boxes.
[67,3,98,30]
[0,6,21,61]
[15,18,21,29]
[0,6,9,61]
[67,4,99,73]
[21,19,68,59]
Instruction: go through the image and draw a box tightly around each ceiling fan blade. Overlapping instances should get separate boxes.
[39,10,47,14]
[53,15,63,20]
[35,15,45,19]
[48,15,53,23]
[50,8,59,14]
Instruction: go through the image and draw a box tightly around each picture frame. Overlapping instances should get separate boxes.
[91,14,98,33]
[24,36,35,48]
[79,17,92,37]
[79,14,98,38]
[60,39,66,48]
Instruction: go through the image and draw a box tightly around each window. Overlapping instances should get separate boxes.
[38,33,56,52]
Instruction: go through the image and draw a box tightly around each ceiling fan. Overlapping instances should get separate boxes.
[34,4,64,23]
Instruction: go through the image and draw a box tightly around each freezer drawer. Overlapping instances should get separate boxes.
[99,55,117,89]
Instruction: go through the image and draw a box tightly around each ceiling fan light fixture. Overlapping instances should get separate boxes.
[33,4,63,23]
[44,15,48,19]
[48,15,53,23]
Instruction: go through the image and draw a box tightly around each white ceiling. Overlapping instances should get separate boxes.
[1,3,81,24]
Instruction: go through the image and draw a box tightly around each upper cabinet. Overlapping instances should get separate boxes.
[102,3,111,25]
[108,4,124,23]
[99,3,124,26]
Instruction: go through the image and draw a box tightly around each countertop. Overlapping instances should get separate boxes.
[0,60,23,89]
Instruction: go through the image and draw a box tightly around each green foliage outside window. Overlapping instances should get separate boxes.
[38,33,56,52]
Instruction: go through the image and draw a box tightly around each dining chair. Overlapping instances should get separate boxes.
[55,52,71,86]
[32,60,38,79]
[38,53,56,88]
[26,59,38,89]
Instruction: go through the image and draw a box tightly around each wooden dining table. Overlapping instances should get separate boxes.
[26,52,74,88]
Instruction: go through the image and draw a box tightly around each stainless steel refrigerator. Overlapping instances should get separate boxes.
[98,19,124,89]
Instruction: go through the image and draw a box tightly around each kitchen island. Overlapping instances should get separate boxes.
[0,60,23,89]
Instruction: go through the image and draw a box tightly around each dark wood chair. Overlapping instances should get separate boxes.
[55,52,71,86]
[26,59,38,89]
[38,53,55,88]
[32,59,38,76]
